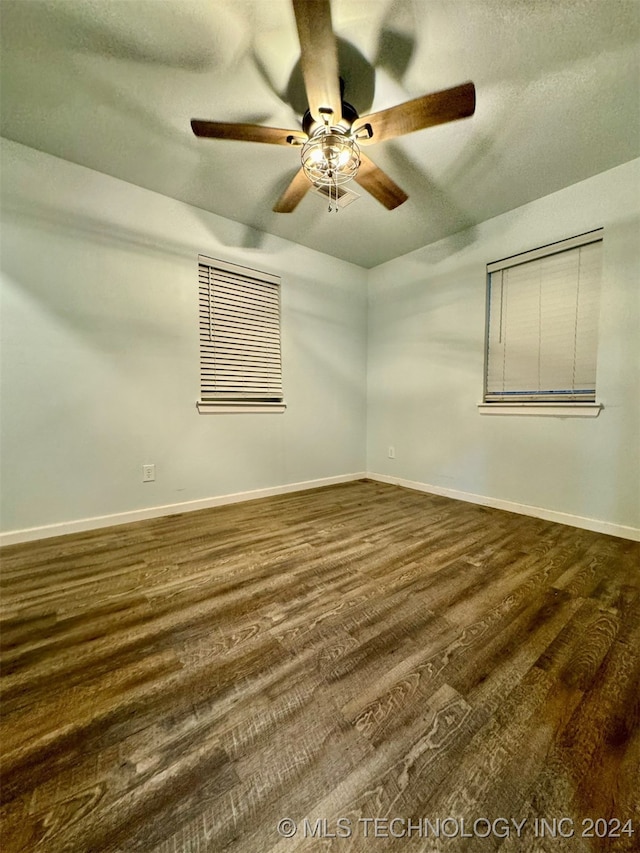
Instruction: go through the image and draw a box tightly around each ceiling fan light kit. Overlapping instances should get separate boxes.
[301,130,360,185]
[301,127,360,210]
[191,0,476,214]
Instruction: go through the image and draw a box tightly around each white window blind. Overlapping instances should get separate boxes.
[198,256,283,404]
[485,230,603,404]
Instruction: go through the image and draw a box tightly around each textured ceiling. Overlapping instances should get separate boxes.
[1,0,639,268]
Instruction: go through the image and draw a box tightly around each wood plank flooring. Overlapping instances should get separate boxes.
[1,479,639,852]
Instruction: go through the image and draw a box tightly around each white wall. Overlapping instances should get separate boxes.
[367,159,640,536]
[2,140,638,542]
[0,139,367,537]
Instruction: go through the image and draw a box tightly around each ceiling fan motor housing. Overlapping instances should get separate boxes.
[302,100,359,137]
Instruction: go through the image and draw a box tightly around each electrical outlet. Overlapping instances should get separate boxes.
[142,464,155,482]
[388,446,395,459]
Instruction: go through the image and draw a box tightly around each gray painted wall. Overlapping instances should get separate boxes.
[1,140,638,538]
[0,140,368,533]
[367,158,640,530]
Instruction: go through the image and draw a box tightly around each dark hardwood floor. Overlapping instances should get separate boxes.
[1,479,638,852]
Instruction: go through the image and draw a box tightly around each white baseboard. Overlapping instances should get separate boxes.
[3,471,637,546]
[368,472,640,542]
[0,472,367,547]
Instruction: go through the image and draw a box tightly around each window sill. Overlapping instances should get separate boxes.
[477,403,602,417]
[197,401,286,414]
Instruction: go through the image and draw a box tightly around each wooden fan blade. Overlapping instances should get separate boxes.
[353,82,475,144]
[354,153,408,210]
[273,168,312,213]
[292,0,342,121]
[191,120,306,146]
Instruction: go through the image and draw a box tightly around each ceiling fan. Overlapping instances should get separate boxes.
[191,0,475,213]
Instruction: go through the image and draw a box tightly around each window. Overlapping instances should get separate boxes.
[480,229,603,416]
[196,256,285,413]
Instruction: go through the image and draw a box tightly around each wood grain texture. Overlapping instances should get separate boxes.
[1,480,638,852]
[273,167,312,213]
[292,0,342,121]
[191,121,306,146]
[353,81,476,145]
[354,153,408,210]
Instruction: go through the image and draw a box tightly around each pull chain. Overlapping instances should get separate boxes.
[327,170,340,212]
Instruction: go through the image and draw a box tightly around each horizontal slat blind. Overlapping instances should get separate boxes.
[199,257,283,402]
[486,233,602,403]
